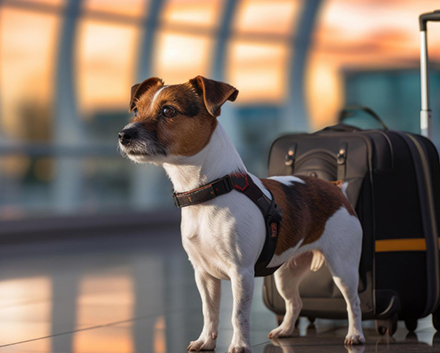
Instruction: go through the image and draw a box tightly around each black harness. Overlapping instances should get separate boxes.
[173,173,283,277]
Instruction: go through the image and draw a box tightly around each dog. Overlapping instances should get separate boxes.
[118,76,365,353]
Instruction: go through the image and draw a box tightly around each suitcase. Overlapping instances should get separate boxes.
[263,10,440,335]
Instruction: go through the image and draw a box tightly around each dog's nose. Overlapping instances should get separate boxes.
[118,128,137,146]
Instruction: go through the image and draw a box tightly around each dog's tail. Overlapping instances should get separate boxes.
[331,180,349,199]
[310,250,325,271]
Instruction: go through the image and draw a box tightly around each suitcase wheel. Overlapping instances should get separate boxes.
[404,319,418,332]
[375,315,398,336]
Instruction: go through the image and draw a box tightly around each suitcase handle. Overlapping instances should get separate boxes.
[419,10,440,31]
[338,105,389,130]
[419,10,438,139]
[320,124,362,133]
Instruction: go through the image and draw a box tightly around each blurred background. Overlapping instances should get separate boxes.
[1,0,440,223]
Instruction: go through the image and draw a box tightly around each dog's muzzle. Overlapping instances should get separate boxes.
[118,123,167,158]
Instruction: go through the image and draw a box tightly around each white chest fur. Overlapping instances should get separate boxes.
[163,124,267,278]
[180,191,265,280]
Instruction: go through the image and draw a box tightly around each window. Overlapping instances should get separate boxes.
[227,41,289,104]
[226,0,300,104]
[162,0,222,29]
[152,31,213,84]
[306,0,440,130]
[76,20,140,116]
[233,0,299,36]
[0,8,60,141]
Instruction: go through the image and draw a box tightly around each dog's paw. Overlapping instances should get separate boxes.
[268,325,295,339]
[228,345,251,353]
[344,333,366,345]
[187,338,216,351]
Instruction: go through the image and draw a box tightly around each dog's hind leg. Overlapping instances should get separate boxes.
[268,252,312,338]
[322,210,365,345]
[326,256,365,345]
[187,270,221,351]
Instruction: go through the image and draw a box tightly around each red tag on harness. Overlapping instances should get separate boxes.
[231,173,249,192]
[271,223,278,238]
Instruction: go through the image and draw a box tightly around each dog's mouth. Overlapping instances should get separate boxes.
[126,149,149,156]
[119,145,149,157]
[118,141,167,161]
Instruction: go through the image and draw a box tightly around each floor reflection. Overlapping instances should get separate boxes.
[0,230,439,352]
[0,276,52,350]
[261,325,440,353]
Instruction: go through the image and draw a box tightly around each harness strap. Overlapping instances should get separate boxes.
[173,175,233,207]
[172,173,283,277]
[229,174,283,276]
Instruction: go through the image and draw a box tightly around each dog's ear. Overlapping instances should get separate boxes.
[189,76,238,117]
[129,77,164,112]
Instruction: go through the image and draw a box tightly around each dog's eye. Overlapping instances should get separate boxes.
[133,108,138,117]
[161,106,176,118]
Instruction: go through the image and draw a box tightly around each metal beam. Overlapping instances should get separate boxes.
[210,0,242,149]
[137,0,165,80]
[211,0,238,81]
[53,0,83,212]
[282,0,323,132]
[130,0,167,210]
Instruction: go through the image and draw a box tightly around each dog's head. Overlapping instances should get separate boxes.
[118,76,238,164]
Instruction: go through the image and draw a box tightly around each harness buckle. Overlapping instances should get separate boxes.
[172,193,181,208]
[213,175,234,196]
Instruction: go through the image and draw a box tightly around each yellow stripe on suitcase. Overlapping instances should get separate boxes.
[375,238,440,252]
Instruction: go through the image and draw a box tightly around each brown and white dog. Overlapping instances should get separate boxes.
[118,76,365,353]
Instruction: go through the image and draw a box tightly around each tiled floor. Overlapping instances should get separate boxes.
[0,226,439,353]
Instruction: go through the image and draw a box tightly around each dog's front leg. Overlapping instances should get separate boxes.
[187,270,221,351]
[229,268,254,353]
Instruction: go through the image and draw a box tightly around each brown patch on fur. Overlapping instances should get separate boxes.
[261,176,356,255]
[128,76,238,157]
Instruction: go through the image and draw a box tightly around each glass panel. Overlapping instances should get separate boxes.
[0,8,60,142]
[152,31,212,84]
[83,0,148,17]
[75,20,140,116]
[226,40,289,104]
[233,0,300,36]
[306,0,440,131]
[161,0,222,29]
